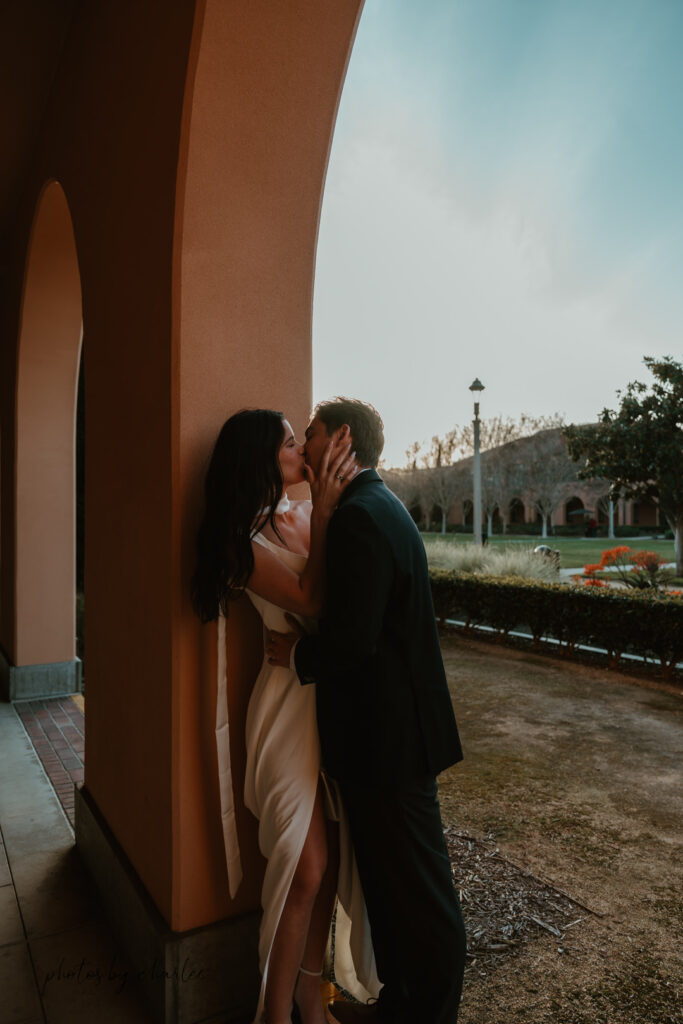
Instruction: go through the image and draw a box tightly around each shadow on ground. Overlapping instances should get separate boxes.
[438,633,682,1024]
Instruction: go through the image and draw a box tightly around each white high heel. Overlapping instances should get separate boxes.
[292,965,339,1024]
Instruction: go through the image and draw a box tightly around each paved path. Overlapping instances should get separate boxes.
[0,701,152,1024]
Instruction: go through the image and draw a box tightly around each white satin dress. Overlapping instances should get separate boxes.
[216,529,379,1024]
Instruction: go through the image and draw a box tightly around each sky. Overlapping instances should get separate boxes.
[312,0,683,467]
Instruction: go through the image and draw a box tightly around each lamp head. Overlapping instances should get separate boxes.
[469,378,485,393]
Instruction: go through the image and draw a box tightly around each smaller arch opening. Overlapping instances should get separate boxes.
[15,180,83,674]
[509,498,525,526]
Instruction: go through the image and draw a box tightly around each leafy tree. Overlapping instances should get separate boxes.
[564,356,683,573]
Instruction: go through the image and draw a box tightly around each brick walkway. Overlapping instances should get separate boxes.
[14,695,84,826]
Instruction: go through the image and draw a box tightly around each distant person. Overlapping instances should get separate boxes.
[270,398,467,1024]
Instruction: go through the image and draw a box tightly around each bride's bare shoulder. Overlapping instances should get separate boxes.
[289,498,312,517]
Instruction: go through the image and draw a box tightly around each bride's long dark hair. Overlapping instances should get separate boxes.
[191,409,285,622]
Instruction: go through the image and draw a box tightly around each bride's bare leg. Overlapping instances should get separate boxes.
[265,786,328,1024]
[294,821,340,1021]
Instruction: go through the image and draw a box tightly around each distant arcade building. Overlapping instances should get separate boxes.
[444,489,662,533]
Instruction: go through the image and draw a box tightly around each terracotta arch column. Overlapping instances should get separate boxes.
[172,0,363,927]
[74,3,363,1022]
[0,180,82,700]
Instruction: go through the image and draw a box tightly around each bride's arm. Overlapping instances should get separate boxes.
[247,441,357,617]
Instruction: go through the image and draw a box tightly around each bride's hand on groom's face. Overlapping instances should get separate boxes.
[306,437,359,515]
[266,614,305,668]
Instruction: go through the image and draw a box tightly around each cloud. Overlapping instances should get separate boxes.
[313,1,682,466]
[314,133,675,466]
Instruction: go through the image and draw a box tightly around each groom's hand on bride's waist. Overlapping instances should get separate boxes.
[266,613,305,668]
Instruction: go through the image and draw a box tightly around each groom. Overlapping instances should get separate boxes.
[273,397,466,1024]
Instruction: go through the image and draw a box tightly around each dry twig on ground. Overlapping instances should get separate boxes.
[444,829,598,975]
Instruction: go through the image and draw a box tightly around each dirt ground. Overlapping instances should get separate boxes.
[436,632,682,1024]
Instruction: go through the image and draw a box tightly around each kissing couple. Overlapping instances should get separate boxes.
[192,398,467,1024]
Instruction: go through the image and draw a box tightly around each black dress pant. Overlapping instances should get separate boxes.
[339,776,466,1024]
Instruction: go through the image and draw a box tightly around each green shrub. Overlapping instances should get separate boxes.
[430,570,683,677]
[612,525,666,538]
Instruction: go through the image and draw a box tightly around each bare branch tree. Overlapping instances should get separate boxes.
[383,466,423,522]
[523,431,580,538]
[395,415,570,536]
[404,440,422,471]
[479,447,529,535]
[389,441,432,528]
[421,432,466,534]
[459,413,566,455]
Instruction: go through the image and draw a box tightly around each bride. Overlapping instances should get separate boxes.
[191,409,377,1024]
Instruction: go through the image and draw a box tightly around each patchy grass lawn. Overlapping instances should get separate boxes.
[437,633,682,1024]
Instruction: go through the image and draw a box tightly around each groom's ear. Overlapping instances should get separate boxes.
[336,423,351,443]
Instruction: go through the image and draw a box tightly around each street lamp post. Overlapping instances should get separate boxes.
[469,378,485,546]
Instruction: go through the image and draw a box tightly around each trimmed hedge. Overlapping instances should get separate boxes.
[430,570,683,677]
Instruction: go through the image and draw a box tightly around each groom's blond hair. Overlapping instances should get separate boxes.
[313,397,384,468]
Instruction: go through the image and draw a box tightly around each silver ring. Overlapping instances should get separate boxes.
[336,473,344,481]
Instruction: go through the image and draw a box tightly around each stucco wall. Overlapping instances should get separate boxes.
[0,0,363,932]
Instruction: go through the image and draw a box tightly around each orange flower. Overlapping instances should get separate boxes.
[583,563,602,576]
[631,550,664,571]
[599,546,632,567]
[583,578,607,588]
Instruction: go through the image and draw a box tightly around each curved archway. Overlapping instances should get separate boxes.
[509,497,526,526]
[565,495,585,528]
[15,180,83,674]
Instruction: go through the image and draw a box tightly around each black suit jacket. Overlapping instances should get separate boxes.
[295,470,462,788]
